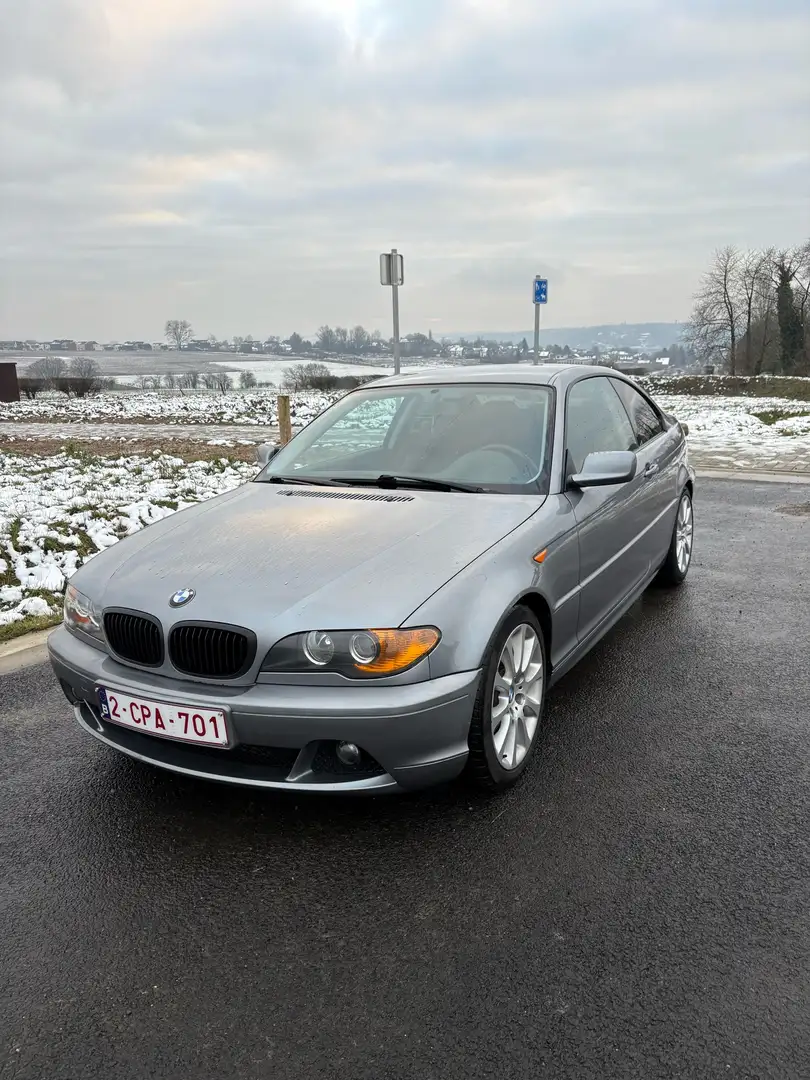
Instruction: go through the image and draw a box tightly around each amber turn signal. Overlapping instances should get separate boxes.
[354,628,441,674]
[533,549,548,564]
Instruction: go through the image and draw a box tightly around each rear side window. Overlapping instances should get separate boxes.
[565,377,637,474]
[611,380,664,445]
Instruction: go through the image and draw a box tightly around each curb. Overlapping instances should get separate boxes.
[696,468,810,484]
[0,627,54,674]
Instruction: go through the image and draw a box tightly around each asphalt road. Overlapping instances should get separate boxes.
[2,479,809,1080]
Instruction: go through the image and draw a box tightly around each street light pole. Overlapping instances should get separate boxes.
[391,248,401,376]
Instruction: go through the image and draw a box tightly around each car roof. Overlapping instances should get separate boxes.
[371,363,612,389]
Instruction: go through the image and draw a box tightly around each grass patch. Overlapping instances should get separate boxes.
[752,408,810,425]
[153,499,179,511]
[0,611,61,644]
[60,441,99,465]
[8,517,22,549]
[74,529,99,559]
[42,536,75,554]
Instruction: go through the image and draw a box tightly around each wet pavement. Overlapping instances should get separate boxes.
[2,479,809,1080]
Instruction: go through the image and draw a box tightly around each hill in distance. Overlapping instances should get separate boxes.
[447,322,684,351]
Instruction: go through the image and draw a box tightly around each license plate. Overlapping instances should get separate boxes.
[96,687,229,747]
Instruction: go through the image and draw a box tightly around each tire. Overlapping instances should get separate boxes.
[465,605,547,792]
[654,488,694,587]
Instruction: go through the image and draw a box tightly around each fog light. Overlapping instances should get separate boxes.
[336,741,362,766]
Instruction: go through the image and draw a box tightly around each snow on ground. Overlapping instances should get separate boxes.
[0,389,337,425]
[0,450,256,629]
[655,394,810,468]
[2,388,810,467]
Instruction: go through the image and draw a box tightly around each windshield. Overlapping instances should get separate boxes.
[260,382,555,493]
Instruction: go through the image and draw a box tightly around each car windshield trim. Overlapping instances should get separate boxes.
[328,474,485,494]
[259,475,345,487]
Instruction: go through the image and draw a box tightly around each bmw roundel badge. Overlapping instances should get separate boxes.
[169,587,196,608]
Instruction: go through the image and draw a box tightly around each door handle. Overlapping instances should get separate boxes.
[643,462,660,478]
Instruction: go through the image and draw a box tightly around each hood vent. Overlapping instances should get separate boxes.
[277,489,414,503]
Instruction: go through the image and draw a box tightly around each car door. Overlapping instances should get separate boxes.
[564,376,647,643]
[610,378,680,570]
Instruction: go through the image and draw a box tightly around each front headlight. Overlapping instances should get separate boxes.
[63,583,104,642]
[262,627,440,678]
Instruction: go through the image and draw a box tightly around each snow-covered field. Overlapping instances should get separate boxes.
[2,388,810,465]
[0,450,256,632]
[655,394,810,468]
[0,389,336,425]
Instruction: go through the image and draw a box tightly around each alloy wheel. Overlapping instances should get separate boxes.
[491,624,544,771]
[675,493,693,574]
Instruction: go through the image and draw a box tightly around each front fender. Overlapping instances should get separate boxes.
[405,495,580,678]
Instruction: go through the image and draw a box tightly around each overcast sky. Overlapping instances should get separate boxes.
[1,0,808,341]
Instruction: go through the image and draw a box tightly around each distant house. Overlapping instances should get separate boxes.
[48,339,77,351]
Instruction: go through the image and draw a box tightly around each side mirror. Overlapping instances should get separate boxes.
[570,450,637,489]
[256,443,280,467]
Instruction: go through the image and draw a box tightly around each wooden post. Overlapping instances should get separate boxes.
[277,394,292,445]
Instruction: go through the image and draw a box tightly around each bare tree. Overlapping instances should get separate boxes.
[164,319,193,350]
[772,248,806,374]
[316,326,336,352]
[162,372,178,390]
[68,356,103,397]
[239,370,257,389]
[28,355,67,388]
[792,240,810,372]
[738,250,774,374]
[282,361,336,391]
[684,246,743,373]
[349,325,370,353]
[137,374,158,390]
[212,371,232,393]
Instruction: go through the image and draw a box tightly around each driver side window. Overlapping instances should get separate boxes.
[566,377,637,474]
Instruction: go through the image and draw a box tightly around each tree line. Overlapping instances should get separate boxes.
[18,355,109,398]
[685,241,810,375]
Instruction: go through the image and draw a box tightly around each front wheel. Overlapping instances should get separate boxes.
[655,488,694,586]
[465,606,547,791]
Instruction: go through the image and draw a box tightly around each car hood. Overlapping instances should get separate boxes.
[77,481,545,633]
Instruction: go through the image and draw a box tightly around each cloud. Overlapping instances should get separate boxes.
[0,0,808,338]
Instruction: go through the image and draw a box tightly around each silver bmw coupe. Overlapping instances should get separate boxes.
[48,365,694,794]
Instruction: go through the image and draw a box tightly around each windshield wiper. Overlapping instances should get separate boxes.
[329,474,484,494]
[261,475,344,487]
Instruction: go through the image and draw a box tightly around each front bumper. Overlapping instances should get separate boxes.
[48,627,479,793]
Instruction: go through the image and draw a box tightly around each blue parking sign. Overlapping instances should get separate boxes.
[534,278,548,304]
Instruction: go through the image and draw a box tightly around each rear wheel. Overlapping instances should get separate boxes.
[655,488,694,586]
[466,606,547,791]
